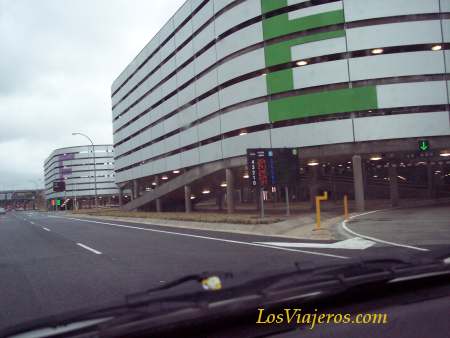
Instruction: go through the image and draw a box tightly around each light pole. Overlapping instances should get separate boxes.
[72,132,98,208]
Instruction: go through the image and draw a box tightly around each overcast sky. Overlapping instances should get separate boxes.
[0,0,186,190]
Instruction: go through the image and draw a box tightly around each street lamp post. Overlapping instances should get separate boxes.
[72,132,98,208]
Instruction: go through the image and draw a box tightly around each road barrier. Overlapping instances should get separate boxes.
[344,194,349,221]
[315,191,328,229]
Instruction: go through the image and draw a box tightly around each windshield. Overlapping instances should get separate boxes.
[1,0,449,337]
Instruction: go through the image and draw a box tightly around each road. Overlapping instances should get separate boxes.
[0,207,448,333]
[343,204,450,248]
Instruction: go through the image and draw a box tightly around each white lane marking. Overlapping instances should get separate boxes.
[254,237,376,250]
[77,243,102,255]
[50,216,348,259]
[349,210,382,219]
[341,216,429,252]
[30,221,35,225]
[43,227,51,232]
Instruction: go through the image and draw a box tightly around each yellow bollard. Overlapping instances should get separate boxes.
[315,191,328,229]
[344,194,349,221]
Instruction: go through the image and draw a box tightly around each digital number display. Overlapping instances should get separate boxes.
[246,148,299,189]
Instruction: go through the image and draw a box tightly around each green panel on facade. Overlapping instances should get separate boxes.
[267,69,294,93]
[262,10,344,40]
[261,0,287,14]
[261,3,379,123]
[268,87,379,123]
[265,30,346,67]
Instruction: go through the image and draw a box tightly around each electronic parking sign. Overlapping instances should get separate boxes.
[246,148,299,189]
[53,181,66,192]
[418,139,430,152]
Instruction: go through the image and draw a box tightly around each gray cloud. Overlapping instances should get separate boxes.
[0,0,186,190]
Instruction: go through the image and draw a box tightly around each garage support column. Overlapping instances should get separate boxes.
[226,168,235,214]
[184,185,192,213]
[352,155,366,212]
[132,180,139,199]
[118,188,123,207]
[427,164,435,199]
[155,177,162,212]
[389,165,399,207]
[309,166,318,210]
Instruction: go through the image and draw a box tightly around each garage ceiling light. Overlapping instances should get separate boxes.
[161,175,168,180]
[371,48,384,54]
[370,155,382,161]
[307,161,319,166]
[440,151,450,157]
[202,189,211,194]
[220,182,227,187]
[431,45,442,51]
[173,170,180,174]
[243,173,249,179]
[296,60,308,66]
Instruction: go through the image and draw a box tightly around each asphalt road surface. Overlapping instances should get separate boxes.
[343,204,450,248]
[0,207,448,333]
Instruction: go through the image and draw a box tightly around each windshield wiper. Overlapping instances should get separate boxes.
[125,270,233,305]
[1,271,234,338]
[262,253,450,296]
[5,251,449,338]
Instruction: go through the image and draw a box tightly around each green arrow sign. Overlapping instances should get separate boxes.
[418,140,430,152]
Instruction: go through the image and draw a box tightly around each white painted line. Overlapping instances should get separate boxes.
[52,216,348,259]
[43,227,51,232]
[29,221,35,225]
[77,243,102,255]
[254,237,376,250]
[341,220,429,252]
[349,210,382,220]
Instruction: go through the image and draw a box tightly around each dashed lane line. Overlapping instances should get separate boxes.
[77,243,102,255]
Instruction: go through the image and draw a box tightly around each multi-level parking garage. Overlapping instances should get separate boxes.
[112,0,450,212]
[44,145,121,209]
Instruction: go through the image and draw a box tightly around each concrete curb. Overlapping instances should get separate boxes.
[65,199,449,241]
[68,213,340,240]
